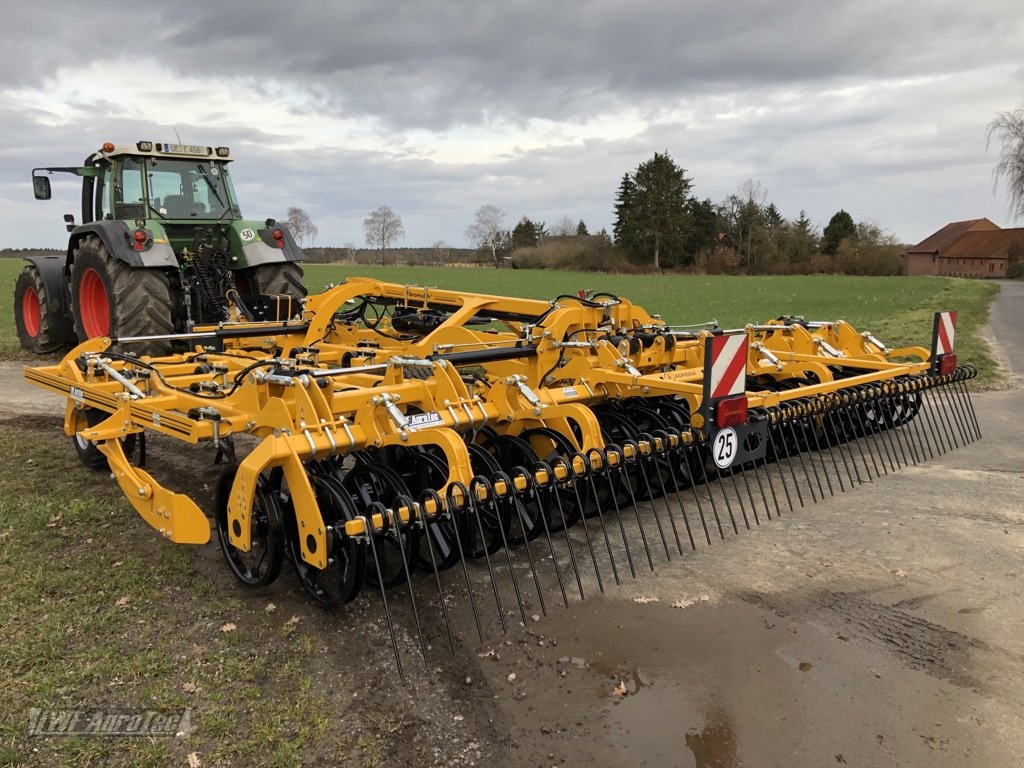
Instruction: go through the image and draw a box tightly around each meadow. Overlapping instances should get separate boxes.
[0,259,1003,384]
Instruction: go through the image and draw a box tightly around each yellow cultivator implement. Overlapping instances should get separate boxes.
[25,280,979,675]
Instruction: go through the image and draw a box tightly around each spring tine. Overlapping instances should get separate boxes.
[923,384,956,452]
[913,381,942,456]
[945,375,973,444]
[467,478,508,634]
[769,413,802,509]
[906,385,935,461]
[934,380,966,447]
[748,447,775,521]
[797,410,831,497]
[633,439,673,561]
[909,380,939,459]
[764,415,795,511]
[824,400,859,487]
[883,391,912,467]
[945,378,973,446]
[804,403,836,493]
[833,397,868,483]
[581,460,618,585]
[505,469,548,617]
[650,431,692,553]
[787,412,820,502]
[726,466,752,529]
[388,505,427,665]
[932,380,959,453]
[564,456,605,594]
[843,397,875,481]
[537,459,580,604]
[598,449,638,579]
[959,372,982,440]
[853,391,888,475]
[682,438,717,543]
[360,509,403,682]
[732,442,762,525]
[619,443,657,570]
[899,388,928,465]
[523,466,570,610]
[695,436,732,538]
[415,491,456,654]
[741,450,768,523]
[866,391,899,472]
[901,393,925,466]
[894,387,926,463]
[712,462,737,536]
[583,457,622,586]
[486,472,530,625]
[445,483,485,644]
[816,402,848,492]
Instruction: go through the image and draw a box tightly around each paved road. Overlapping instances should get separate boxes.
[992,280,1024,382]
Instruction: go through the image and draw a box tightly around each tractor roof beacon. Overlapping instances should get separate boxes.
[15,140,307,356]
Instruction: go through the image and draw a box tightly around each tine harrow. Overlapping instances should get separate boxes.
[24,281,980,677]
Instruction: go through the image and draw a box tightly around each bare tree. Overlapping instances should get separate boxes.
[988,108,1024,221]
[432,240,450,265]
[285,206,318,246]
[363,206,405,265]
[551,215,577,237]
[737,179,767,268]
[465,204,507,267]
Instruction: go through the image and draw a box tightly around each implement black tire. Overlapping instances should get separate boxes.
[14,265,63,353]
[70,235,175,357]
[240,262,306,316]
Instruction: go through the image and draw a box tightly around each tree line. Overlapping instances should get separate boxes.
[282,105,1024,275]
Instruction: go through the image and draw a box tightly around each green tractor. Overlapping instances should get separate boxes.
[15,140,307,355]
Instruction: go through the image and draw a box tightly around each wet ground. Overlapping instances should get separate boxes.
[3,281,1023,766]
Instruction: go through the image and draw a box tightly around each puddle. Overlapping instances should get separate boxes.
[685,711,739,768]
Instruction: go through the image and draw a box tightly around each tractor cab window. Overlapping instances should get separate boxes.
[143,157,235,219]
[112,158,146,220]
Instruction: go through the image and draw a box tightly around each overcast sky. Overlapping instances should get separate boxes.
[2,0,1022,250]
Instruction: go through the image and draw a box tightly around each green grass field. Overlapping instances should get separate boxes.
[0,259,1004,385]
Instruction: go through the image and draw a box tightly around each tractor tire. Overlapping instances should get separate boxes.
[239,262,307,317]
[14,264,63,353]
[70,235,175,357]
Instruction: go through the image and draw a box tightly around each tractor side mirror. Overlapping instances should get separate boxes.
[32,175,52,200]
[63,213,76,233]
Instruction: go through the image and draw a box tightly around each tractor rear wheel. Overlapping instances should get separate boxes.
[70,235,175,357]
[238,262,306,317]
[14,265,62,353]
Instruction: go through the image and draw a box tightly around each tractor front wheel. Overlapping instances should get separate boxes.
[14,265,62,353]
[70,235,175,356]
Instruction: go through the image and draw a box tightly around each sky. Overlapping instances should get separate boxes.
[2,0,1022,250]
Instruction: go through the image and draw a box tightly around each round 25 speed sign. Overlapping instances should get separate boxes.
[712,427,738,469]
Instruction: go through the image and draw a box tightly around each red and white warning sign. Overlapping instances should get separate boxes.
[932,311,956,356]
[707,333,748,399]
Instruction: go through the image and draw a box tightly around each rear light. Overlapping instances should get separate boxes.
[132,228,149,251]
[938,354,957,376]
[715,395,748,428]
[272,228,284,247]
